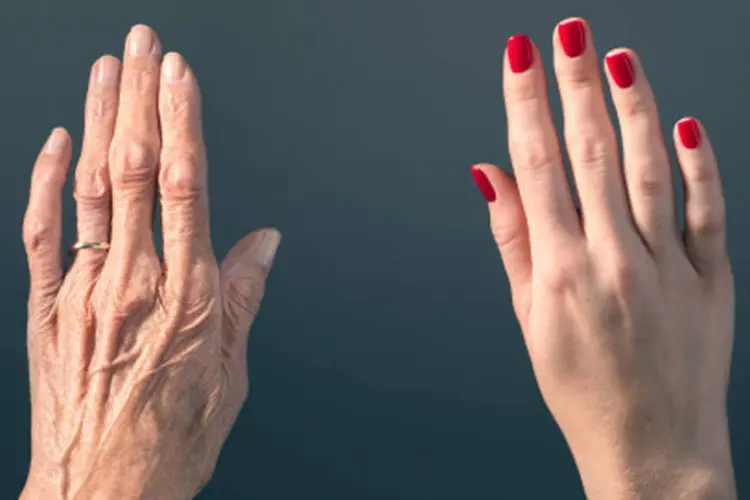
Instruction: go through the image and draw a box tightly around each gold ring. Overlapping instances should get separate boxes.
[69,241,111,255]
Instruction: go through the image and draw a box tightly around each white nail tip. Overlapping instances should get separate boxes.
[251,230,281,268]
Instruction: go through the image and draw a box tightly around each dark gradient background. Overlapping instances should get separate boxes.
[2,0,748,498]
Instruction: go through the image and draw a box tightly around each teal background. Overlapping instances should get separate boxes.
[2,0,748,498]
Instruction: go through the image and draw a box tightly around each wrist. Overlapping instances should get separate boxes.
[580,463,735,500]
[20,480,148,500]
[21,464,151,500]
[569,435,736,499]
[559,404,736,499]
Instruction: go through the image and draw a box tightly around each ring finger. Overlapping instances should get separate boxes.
[604,48,679,253]
[73,55,121,264]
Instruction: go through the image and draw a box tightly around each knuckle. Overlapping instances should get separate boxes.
[542,255,585,294]
[22,216,56,255]
[110,284,152,316]
[633,172,666,199]
[546,270,577,294]
[159,153,204,202]
[110,140,158,188]
[684,163,719,185]
[566,130,612,172]
[690,205,725,237]
[490,216,524,251]
[161,88,193,121]
[86,92,118,121]
[122,62,159,91]
[74,157,110,204]
[619,96,655,120]
[555,64,596,90]
[625,148,670,199]
[508,81,539,103]
[510,134,557,176]
[602,254,639,292]
[108,263,160,316]
[506,77,542,104]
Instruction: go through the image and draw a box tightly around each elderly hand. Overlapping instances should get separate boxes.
[472,18,736,499]
[21,25,280,500]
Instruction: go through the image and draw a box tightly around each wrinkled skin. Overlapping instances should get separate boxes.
[21,25,280,500]
[473,18,736,499]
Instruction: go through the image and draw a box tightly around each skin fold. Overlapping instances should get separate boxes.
[21,26,280,499]
[472,17,736,499]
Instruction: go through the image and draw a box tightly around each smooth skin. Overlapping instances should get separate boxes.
[21,25,280,499]
[472,18,736,499]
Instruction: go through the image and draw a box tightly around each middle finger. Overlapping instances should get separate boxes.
[553,18,631,241]
[109,25,162,255]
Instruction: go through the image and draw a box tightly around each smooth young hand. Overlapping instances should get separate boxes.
[472,18,735,499]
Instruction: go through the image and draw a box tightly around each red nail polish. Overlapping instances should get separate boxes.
[605,52,635,89]
[678,118,701,149]
[507,35,534,73]
[472,168,496,202]
[558,19,586,58]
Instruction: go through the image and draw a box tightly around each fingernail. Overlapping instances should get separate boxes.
[471,167,496,202]
[44,128,68,155]
[507,34,534,73]
[128,25,155,57]
[95,57,119,86]
[558,19,586,58]
[248,230,282,269]
[678,118,701,149]
[605,51,635,89]
[163,53,187,83]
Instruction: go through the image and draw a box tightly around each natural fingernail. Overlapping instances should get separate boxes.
[96,57,119,86]
[128,25,155,57]
[678,118,701,149]
[558,19,586,58]
[248,230,282,269]
[507,34,534,73]
[163,53,187,83]
[605,51,635,89]
[44,128,68,155]
[471,167,497,202]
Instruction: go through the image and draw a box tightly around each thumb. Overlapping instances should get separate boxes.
[219,228,281,352]
[471,164,532,319]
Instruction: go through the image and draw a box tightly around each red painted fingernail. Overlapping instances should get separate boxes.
[605,51,635,89]
[558,19,586,58]
[472,168,496,202]
[678,118,701,149]
[507,34,534,73]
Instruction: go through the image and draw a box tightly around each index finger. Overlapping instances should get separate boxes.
[158,52,212,275]
[503,34,580,246]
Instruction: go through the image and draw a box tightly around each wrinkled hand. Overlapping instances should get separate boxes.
[21,25,280,500]
[472,18,735,499]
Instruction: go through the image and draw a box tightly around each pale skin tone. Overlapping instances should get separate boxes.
[21,25,281,499]
[473,18,736,499]
[19,18,736,500]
